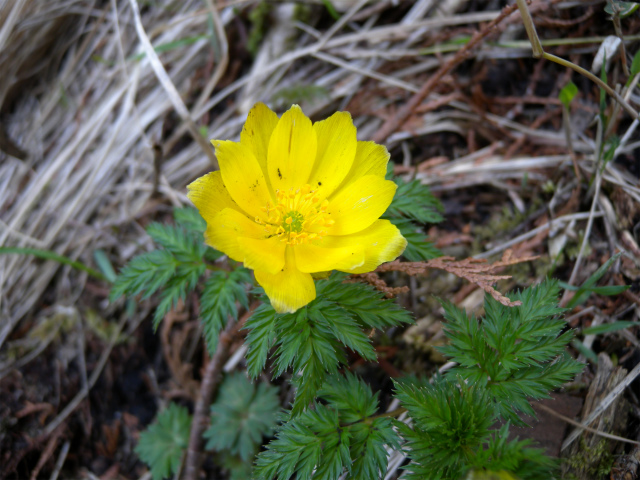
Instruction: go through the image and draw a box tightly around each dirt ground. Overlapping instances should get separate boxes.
[1,0,640,479]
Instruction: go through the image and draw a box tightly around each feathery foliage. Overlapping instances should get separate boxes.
[110,207,222,328]
[383,175,443,260]
[387,177,444,224]
[204,373,280,461]
[438,280,582,424]
[244,273,412,414]
[393,281,582,479]
[200,268,251,353]
[135,403,192,480]
[254,373,399,480]
[395,376,556,480]
[392,218,443,261]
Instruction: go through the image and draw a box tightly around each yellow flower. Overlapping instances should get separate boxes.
[188,103,406,313]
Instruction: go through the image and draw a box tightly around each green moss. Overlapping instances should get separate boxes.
[562,437,615,479]
[247,2,271,57]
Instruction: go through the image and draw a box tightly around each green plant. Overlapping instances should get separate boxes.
[253,281,580,480]
[111,184,588,479]
[135,403,192,480]
[204,372,280,461]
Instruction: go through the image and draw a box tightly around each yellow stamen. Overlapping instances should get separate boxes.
[257,184,333,245]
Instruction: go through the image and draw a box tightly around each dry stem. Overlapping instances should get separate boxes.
[182,319,237,480]
[371,1,522,144]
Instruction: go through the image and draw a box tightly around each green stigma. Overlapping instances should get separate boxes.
[282,211,304,233]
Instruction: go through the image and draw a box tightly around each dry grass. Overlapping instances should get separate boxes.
[1,0,639,478]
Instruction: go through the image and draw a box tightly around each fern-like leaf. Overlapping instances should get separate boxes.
[386,177,444,224]
[390,218,442,261]
[110,250,176,301]
[244,274,413,414]
[255,374,399,480]
[200,268,251,353]
[438,280,583,425]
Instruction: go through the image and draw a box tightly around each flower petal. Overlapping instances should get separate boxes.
[294,243,364,273]
[240,103,279,183]
[326,175,397,235]
[335,141,389,193]
[267,105,317,191]
[214,140,273,218]
[307,111,357,199]
[254,248,316,313]
[187,171,244,222]
[320,219,406,273]
[237,236,286,274]
[205,208,265,262]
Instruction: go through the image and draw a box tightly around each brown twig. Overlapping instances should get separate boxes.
[348,272,409,298]
[371,1,523,144]
[377,249,539,307]
[29,425,65,480]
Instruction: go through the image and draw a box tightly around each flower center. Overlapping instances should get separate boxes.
[256,184,334,245]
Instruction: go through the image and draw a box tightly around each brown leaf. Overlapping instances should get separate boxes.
[377,249,539,307]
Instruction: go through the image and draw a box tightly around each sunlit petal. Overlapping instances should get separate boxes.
[307,111,357,199]
[205,208,266,262]
[326,175,397,235]
[320,220,406,273]
[237,236,286,274]
[187,171,244,222]
[267,105,317,191]
[254,248,316,313]
[214,140,273,218]
[240,102,279,191]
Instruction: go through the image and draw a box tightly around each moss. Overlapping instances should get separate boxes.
[562,437,615,479]
[247,2,271,57]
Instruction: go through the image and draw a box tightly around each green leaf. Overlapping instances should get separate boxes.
[135,403,192,480]
[604,1,639,17]
[152,261,206,329]
[564,253,626,309]
[438,281,583,425]
[245,274,412,414]
[582,320,639,336]
[245,273,413,415]
[558,81,578,108]
[318,373,378,423]
[603,134,620,167]
[146,222,203,261]
[128,35,208,62]
[321,0,341,20]
[110,250,176,301]
[316,272,413,329]
[386,177,444,225]
[200,268,251,353]
[245,303,278,378]
[600,52,608,114]
[255,374,399,480]
[395,376,495,480]
[631,49,640,76]
[204,373,280,461]
[571,339,598,363]
[390,218,442,261]
[0,246,106,281]
[173,206,207,233]
[93,249,117,283]
[395,378,557,480]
